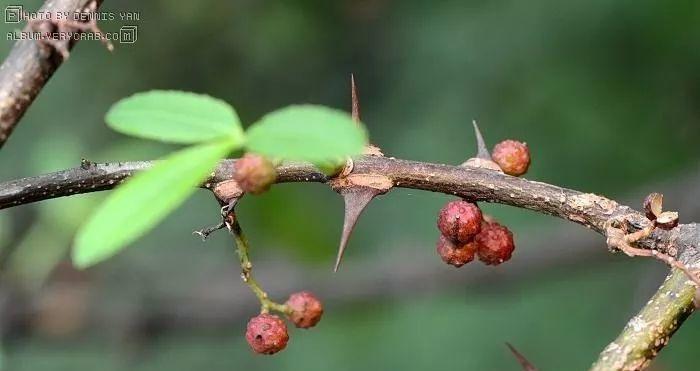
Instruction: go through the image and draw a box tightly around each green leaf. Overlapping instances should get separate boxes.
[106,90,244,145]
[72,139,235,268]
[245,105,368,165]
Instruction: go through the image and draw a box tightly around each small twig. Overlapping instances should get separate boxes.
[25,0,113,60]
[192,222,225,241]
[606,221,700,287]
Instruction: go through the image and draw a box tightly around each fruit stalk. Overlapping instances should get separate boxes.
[227,213,289,314]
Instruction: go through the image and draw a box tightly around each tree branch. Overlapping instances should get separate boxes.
[0,155,698,369]
[591,267,697,370]
[0,0,104,148]
[0,156,691,250]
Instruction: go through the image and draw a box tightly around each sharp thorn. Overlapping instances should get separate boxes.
[505,342,538,371]
[334,187,380,272]
[351,73,361,124]
[472,120,491,160]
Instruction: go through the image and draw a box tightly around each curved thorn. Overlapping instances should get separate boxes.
[472,120,491,160]
[351,73,361,124]
[334,187,381,272]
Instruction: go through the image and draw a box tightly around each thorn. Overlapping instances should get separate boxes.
[460,121,501,171]
[334,186,382,271]
[351,73,360,124]
[506,343,538,371]
[472,120,491,160]
[350,74,384,157]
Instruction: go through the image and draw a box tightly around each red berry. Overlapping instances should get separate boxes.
[285,291,324,329]
[475,222,515,265]
[492,140,530,176]
[245,313,289,355]
[437,200,483,243]
[234,153,277,194]
[436,235,477,267]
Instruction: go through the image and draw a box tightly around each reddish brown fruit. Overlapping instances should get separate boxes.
[437,200,483,243]
[245,313,289,355]
[492,140,530,176]
[475,222,515,265]
[285,291,324,329]
[233,153,277,194]
[436,235,477,267]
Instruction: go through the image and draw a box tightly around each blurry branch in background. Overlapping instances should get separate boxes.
[0,0,105,148]
[0,156,698,368]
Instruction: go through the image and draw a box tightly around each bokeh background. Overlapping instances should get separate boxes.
[0,0,699,370]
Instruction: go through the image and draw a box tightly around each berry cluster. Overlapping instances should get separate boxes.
[245,291,324,355]
[433,135,530,267]
[436,200,515,267]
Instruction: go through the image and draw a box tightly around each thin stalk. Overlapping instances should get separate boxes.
[227,214,288,314]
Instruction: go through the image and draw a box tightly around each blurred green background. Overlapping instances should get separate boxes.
[0,0,699,370]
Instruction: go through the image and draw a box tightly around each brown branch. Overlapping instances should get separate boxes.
[0,156,689,248]
[1,156,697,258]
[0,0,104,148]
[0,155,698,368]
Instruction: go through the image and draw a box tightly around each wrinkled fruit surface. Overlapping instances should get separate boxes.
[437,200,483,243]
[492,140,530,176]
[245,313,289,355]
[233,153,277,194]
[285,291,324,329]
[436,235,477,267]
[476,222,515,265]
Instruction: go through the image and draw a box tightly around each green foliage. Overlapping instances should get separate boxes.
[73,91,368,268]
[246,105,367,166]
[73,139,235,268]
[106,90,244,145]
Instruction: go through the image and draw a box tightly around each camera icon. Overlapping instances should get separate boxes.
[119,25,138,44]
[5,5,23,23]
